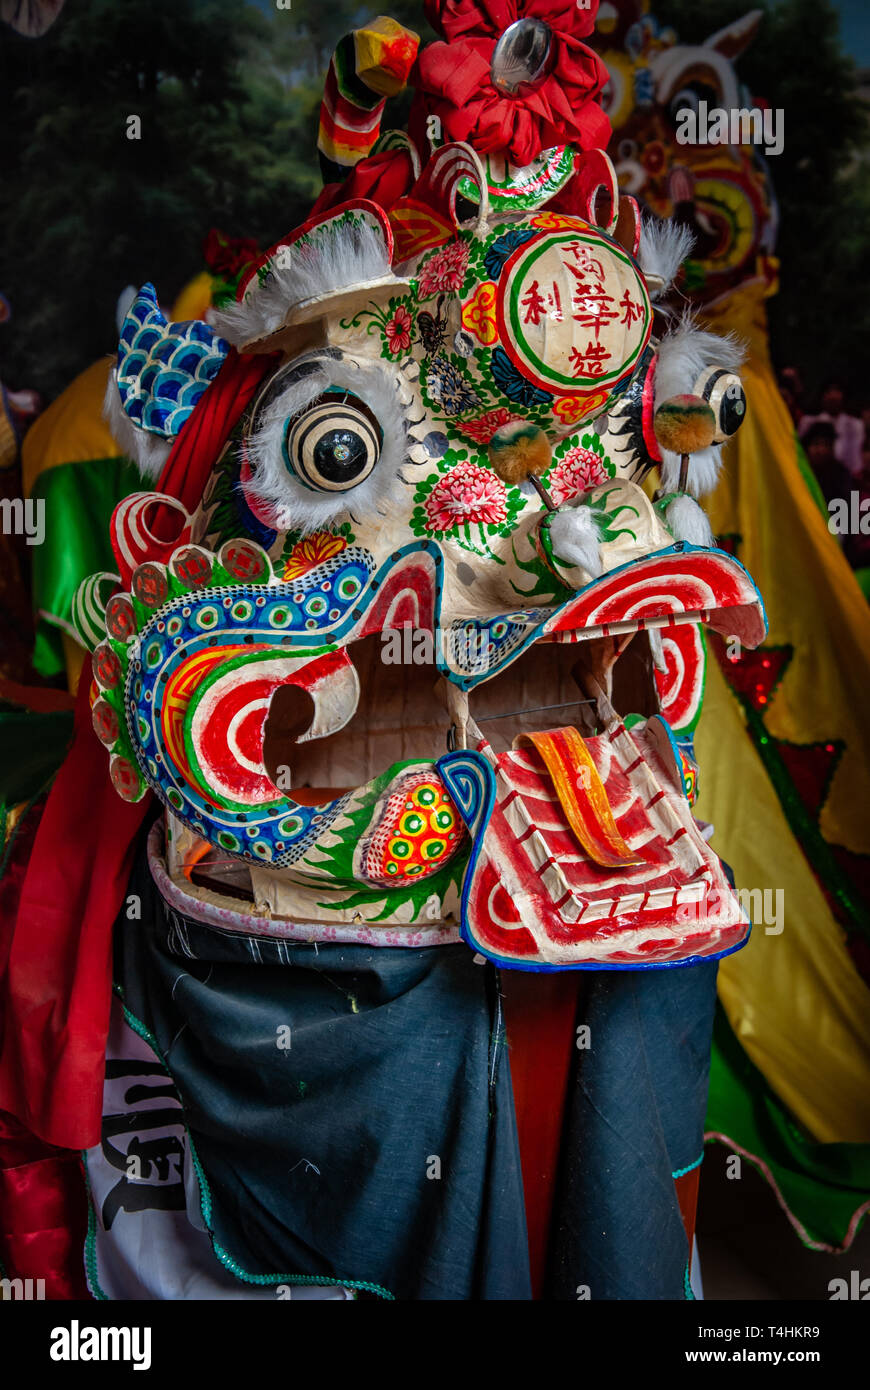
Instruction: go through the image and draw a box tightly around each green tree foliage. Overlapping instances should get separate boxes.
[655,0,870,405]
[0,0,326,397]
[6,0,862,409]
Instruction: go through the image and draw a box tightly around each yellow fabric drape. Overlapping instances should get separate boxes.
[697,657,870,1143]
[702,284,870,855]
[693,280,870,1142]
[21,357,121,498]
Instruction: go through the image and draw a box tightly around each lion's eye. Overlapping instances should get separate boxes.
[693,367,747,444]
[283,391,382,492]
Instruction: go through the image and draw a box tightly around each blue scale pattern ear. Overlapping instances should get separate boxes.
[116,283,230,439]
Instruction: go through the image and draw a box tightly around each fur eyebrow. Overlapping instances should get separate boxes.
[241,355,411,536]
[210,221,393,350]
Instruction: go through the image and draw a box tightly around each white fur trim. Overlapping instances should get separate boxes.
[547,504,603,579]
[654,316,744,497]
[211,219,393,349]
[115,285,138,335]
[637,217,694,301]
[664,493,714,547]
[243,354,410,535]
[102,369,172,481]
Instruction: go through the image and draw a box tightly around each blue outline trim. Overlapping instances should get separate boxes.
[437,749,753,974]
[672,1153,704,1180]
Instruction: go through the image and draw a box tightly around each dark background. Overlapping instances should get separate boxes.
[0,0,867,405]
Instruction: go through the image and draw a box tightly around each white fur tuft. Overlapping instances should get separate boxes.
[654,315,745,497]
[211,220,393,348]
[547,504,604,579]
[637,217,695,300]
[243,354,410,535]
[664,493,714,547]
[102,369,172,481]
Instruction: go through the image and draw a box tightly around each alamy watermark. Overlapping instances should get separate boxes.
[828,493,870,536]
[1,1276,45,1299]
[677,886,784,935]
[0,496,44,545]
[675,102,784,158]
[380,626,493,668]
[49,1321,151,1370]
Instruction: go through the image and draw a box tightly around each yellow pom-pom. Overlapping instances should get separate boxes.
[654,394,716,455]
[487,421,551,486]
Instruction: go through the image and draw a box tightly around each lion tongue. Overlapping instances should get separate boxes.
[515,726,641,868]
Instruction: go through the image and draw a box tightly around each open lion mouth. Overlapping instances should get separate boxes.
[171,617,751,969]
[106,532,764,967]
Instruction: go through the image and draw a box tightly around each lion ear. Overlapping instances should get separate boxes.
[211,201,410,356]
[706,9,763,61]
[105,283,230,481]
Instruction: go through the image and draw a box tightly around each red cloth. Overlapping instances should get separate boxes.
[156,346,278,518]
[412,0,610,168]
[0,659,152,1150]
[0,1109,90,1300]
[412,37,610,167]
[309,146,418,222]
[425,0,600,42]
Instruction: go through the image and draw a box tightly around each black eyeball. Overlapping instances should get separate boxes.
[669,86,700,121]
[669,81,718,125]
[283,392,382,492]
[693,367,747,444]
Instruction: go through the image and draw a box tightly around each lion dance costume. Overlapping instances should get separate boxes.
[0,0,775,1299]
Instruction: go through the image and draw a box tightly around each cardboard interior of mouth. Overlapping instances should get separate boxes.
[166,628,665,910]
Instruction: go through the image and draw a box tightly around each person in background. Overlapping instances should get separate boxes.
[803,420,851,512]
[778,365,804,429]
[799,378,864,477]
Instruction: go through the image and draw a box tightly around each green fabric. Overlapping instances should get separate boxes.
[30,455,140,676]
[793,434,829,522]
[853,566,870,601]
[706,1003,870,1250]
[0,705,74,806]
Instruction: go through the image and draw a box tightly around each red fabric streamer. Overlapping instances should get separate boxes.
[0,1110,90,1300]
[155,346,279,519]
[0,347,280,1153]
[0,659,153,1151]
[309,146,418,223]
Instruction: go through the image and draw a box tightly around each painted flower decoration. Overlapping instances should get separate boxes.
[414,0,611,168]
[423,459,509,530]
[461,281,499,345]
[384,303,413,354]
[282,530,348,581]
[546,438,614,504]
[490,345,552,408]
[418,240,471,297]
[456,407,524,445]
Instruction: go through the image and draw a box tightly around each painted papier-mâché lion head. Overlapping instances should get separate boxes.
[77,7,766,969]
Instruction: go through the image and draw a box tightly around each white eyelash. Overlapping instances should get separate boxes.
[102,370,172,481]
[637,216,695,301]
[210,220,392,348]
[654,314,745,497]
[242,356,410,535]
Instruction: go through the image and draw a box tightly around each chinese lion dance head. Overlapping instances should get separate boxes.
[75,1,765,969]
